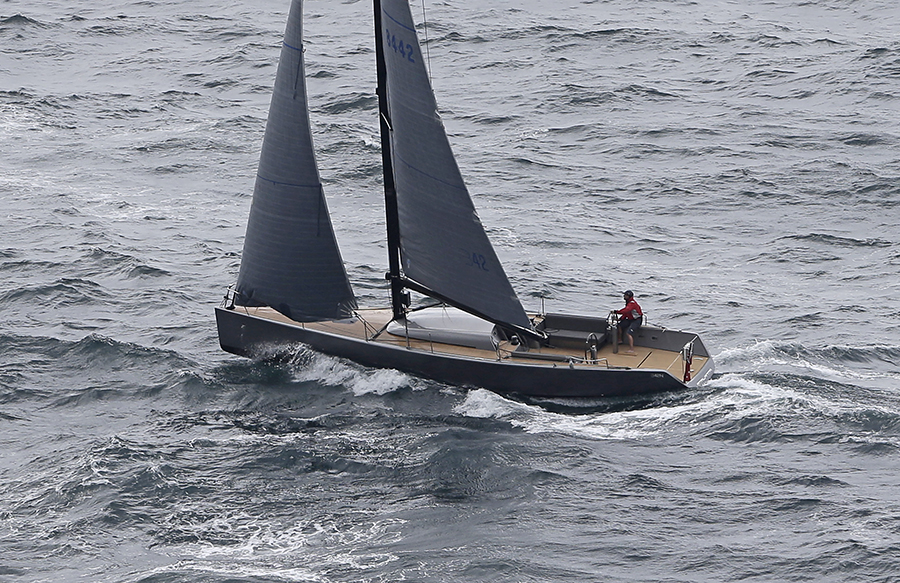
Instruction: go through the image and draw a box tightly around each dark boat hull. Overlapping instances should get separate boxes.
[216,307,712,398]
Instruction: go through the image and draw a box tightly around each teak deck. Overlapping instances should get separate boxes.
[233,306,707,379]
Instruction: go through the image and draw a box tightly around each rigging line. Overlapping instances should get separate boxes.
[420,0,432,82]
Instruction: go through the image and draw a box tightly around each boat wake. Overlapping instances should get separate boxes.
[715,340,900,390]
[454,365,900,447]
[454,388,720,440]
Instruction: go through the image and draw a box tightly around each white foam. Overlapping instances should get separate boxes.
[714,339,780,363]
[452,388,533,419]
[150,513,406,582]
[0,103,40,134]
[454,388,722,440]
[455,373,900,443]
[146,559,322,582]
[186,514,403,558]
[290,351,411,395]
[348,368,412,396]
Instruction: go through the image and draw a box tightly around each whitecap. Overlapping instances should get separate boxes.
[288,350,411,395]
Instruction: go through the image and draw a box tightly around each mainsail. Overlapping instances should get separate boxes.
[379,0,532,331]
[235,0,356,322]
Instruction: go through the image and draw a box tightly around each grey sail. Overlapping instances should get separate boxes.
[235,0,356,322]
[379,0,532,331]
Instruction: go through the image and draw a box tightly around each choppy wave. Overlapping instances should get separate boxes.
[781,233,893,248]
[3,0,900,580]
[0,278,112,307]
[0,333,211,407]
[0,14,45,27]
[715,340,900,390]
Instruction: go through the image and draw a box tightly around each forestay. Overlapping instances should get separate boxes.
[235,0,357,322]
[379,0,532,331]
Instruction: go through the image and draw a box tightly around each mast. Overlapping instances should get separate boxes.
[374,0,406,320]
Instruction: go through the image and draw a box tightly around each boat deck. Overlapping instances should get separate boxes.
[233,306,707,380]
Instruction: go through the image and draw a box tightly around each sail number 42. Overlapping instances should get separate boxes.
[469,252,489,271]
[385,29,415,63]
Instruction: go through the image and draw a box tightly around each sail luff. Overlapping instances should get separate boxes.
[378,0,533,332]
[374,0,406,320]
[234,0,356,322]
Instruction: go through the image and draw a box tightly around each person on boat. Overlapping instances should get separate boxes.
[614,290,643,354]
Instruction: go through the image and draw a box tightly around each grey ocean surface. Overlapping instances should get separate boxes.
[2,0,899,581]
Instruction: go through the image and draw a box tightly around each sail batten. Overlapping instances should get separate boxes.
[379,0,532,331]
[234,0,356,322]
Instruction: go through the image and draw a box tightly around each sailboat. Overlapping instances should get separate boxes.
[215,0,715,398]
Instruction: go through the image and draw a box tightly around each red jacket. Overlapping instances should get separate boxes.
[617,299,643,321]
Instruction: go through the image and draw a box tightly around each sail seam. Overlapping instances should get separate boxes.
[394,153,466,191]
[282,41,303,53]
[257,175,322,189]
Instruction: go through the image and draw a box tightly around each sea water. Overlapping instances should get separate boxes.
[1,0,899,581]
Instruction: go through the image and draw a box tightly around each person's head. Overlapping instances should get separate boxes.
[623,290,634,300]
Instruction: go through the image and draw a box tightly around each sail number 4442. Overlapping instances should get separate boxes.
[385,29,415,63]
